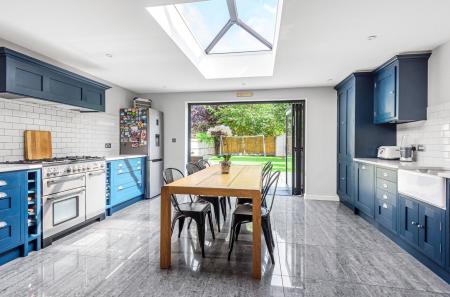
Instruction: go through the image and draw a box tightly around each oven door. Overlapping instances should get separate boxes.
[43,173,86,196]
[43,188,86,239]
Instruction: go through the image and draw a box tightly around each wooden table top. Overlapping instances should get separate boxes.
[165,165,262,195]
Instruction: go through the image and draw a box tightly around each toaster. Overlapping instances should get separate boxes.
[377,146,400,160]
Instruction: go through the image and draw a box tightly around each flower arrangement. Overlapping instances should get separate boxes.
[220,154,232,174]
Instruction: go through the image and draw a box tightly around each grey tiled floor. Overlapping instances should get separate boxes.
[1,196,450,296]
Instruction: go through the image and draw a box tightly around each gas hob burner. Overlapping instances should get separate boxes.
[0,156,105,166]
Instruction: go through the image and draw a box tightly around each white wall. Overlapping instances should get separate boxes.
[141,87,338,200]
[0,39,137,160]
[397,40,450,166]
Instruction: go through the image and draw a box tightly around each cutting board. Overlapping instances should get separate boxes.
[24,130,52,160]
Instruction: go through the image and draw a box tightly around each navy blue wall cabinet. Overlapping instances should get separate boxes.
[354,163,375,218]
[335,73,396,207]
[106,157,146,216]
[0,47,110,112]
[398,194,444,265]
[373,53,431,124]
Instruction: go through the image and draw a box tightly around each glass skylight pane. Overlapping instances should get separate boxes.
[175,0,230,49]
[236,0,278,43]
[210,24,270,54]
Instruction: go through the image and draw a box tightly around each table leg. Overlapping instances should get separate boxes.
[252,191,262,279]
[160,186,171,268]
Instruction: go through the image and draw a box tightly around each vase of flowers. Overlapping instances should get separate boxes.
[220,154,232,174]
[207,125,232,155]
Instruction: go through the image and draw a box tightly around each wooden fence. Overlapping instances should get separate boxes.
[221,136,276,156]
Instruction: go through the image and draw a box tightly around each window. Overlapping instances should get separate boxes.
[176,0,279,54]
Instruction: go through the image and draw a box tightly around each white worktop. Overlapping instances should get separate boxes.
[105,155,147,161]
[353,158,402,169]
[0,164,42,173]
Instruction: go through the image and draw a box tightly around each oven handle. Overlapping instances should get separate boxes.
[47,175,85,185]
[88,170,106,176]
[46,189,85,201]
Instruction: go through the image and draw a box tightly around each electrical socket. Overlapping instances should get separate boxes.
[105,143,112,148]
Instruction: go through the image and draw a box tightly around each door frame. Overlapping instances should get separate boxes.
[187,99,306,195]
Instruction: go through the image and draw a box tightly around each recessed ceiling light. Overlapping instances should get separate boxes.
[105,53,113,58]
[241,82,247,86]
[327,78,333,82]
[367,35,377,41]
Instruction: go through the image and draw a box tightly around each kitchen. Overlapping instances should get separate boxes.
[1,0,450,296]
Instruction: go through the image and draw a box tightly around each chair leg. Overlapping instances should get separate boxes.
[228,222,240,261]
[171,215,179,235]
[207,211,215,240]
[228,216,235,250]
[267,217,275,247]
[187,218,193,229]
[194,216,206,258]
[227,196,231,209]
[235,222,242,241]
[212,200,221,232]
[178,217,185,238]
[220,198,227,221]
[262,220,275,264]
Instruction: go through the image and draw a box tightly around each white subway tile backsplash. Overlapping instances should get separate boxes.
[0,98,119,162]
[398,101,450,167]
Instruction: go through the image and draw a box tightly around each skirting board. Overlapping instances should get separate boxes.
[304,194,339,201]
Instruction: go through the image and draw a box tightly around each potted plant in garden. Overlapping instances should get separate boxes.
[220,154,232,174]
[207,125,232,155]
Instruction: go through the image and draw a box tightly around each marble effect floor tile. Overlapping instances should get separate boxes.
[0,197,449,297]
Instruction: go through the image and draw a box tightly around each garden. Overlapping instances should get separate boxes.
[190,103,291,172]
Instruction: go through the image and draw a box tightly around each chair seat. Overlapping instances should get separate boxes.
[233,204,269,217]
[178,202,210,212]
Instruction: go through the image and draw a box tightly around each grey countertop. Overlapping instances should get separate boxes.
[105,155,147,161]
[0,164,42,173]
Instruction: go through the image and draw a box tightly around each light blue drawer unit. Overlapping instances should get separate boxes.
[106,157,146,216]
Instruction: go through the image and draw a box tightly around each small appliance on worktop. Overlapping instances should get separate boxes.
[119,108,163,198]
[377,146,400,160]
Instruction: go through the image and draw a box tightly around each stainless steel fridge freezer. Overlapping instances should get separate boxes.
[119,108,163,198]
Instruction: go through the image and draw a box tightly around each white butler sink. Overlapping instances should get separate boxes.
[398,169,447,209]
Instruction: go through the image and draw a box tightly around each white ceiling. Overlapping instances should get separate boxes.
[1,0,450,94]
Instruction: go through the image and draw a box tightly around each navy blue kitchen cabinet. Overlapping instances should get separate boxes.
[335,73,396,207]
[0,47,110,112]
[106,157,146,216]
[354,163,374,218]
[398,194,444,265]
[373,53,431,124]
[374,167,398,233]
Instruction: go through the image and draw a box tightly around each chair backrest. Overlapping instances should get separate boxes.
[186,163,201,175]
[196,159,210,169]
[261,162,273,192]
[162,168,185,211]
[261,171,280,214]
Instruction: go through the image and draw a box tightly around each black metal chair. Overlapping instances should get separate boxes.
[186,162,227,232]
[162,168,215,257]
[237,161,273,205]
[228,171,280,264]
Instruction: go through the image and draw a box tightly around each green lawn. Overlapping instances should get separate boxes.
[209,155,291,172]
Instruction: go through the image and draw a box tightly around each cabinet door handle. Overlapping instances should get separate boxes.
[382,194,388,200]
[118,186,124,191]
[340,178,345,180]
[382,203,388,209]
[383,173,388,177]
[361,165,366,170]
[0,192,8,199]
[411,221,417,226]
[383,183,388,189]
[0,221,8,229]
[0,180,7,187]
[417,224,424,229]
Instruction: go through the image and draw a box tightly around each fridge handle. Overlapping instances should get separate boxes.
[150,159,163,162]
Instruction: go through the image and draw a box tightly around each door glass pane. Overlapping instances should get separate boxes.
[53,197,78,225]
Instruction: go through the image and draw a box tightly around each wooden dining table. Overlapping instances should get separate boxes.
[160,164,263,279]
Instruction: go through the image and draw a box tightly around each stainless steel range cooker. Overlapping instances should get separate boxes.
[2,156,107,246]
